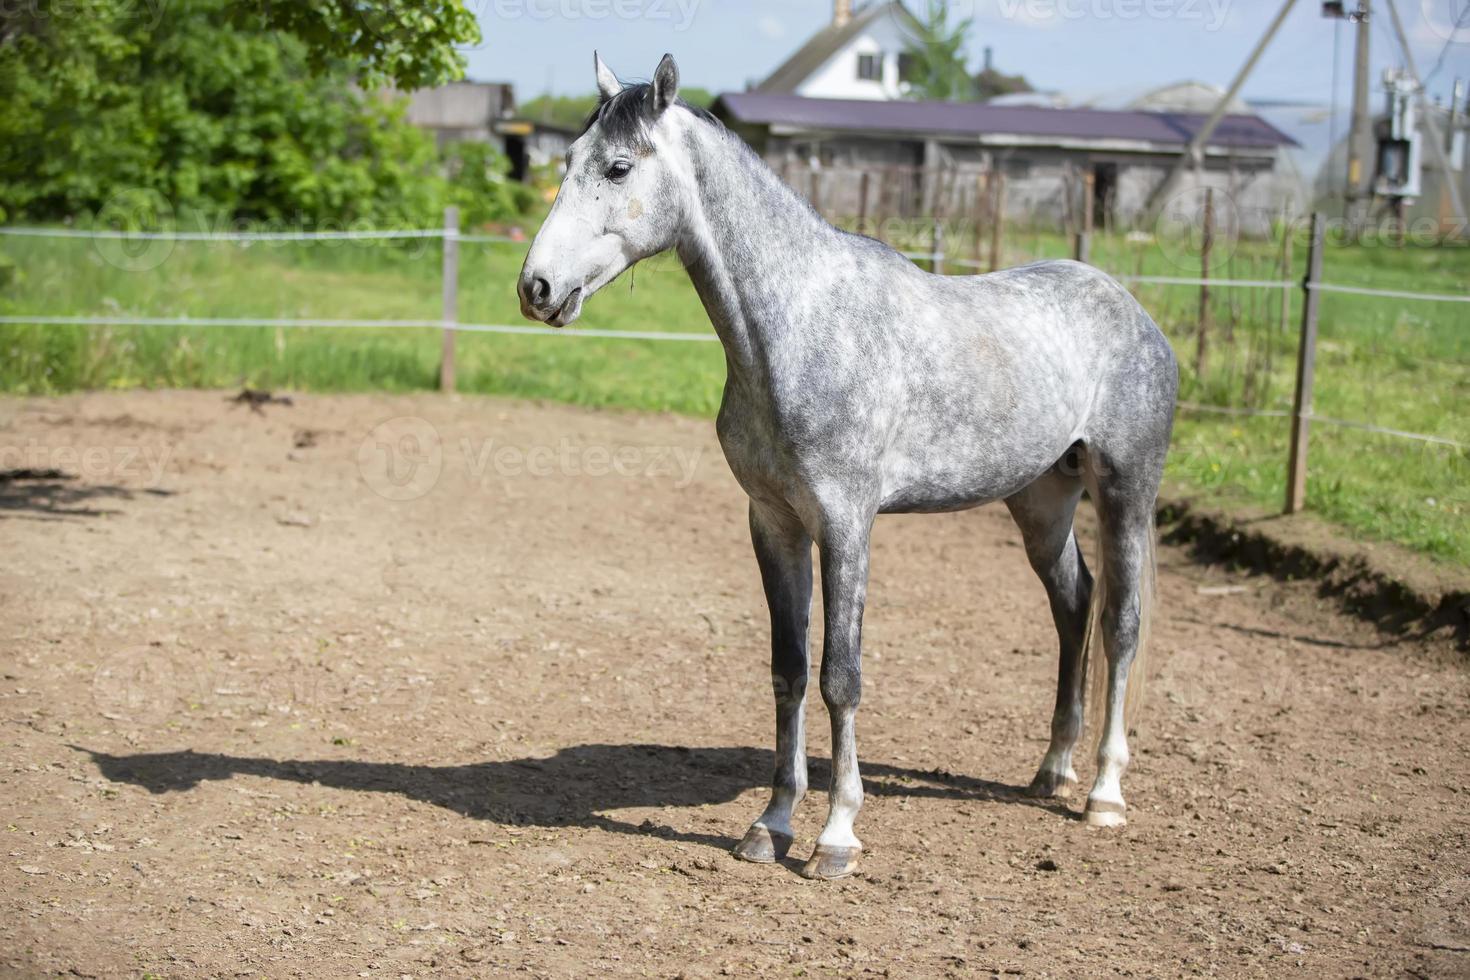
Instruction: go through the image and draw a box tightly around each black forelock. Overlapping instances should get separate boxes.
[578,83,721,149]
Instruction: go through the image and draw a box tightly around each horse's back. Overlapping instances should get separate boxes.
[868,258,1176,507]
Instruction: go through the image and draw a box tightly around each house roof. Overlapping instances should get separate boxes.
[756,1,920,93]
[714,92,1300,151]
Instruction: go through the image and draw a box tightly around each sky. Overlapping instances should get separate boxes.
[461,0,1470,111]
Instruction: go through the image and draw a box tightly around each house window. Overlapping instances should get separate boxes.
[856,53,882,81]
[897,53,917,83]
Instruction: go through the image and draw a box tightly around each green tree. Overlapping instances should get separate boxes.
[245,0,480,90]
[0,0,522,227]
[443,140,535,229]
[902,0,976,102]
[974,66,1034,102]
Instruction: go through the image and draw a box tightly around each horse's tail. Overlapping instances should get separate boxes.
[1082,519,1155,740]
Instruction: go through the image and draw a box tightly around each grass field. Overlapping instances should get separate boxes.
[1,224,1466,564]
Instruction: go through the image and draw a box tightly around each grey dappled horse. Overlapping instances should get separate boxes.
[518,54,1178,880]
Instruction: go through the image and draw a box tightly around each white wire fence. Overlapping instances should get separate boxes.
[1,210,1465,511]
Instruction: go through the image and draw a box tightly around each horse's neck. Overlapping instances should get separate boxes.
[673,125,835,379]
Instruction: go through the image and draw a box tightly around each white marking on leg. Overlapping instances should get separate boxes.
[816,704,863,849]
[1087,659,1131,826]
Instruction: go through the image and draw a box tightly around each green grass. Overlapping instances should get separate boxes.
[0,235,724,414]
[1,225,1466,564]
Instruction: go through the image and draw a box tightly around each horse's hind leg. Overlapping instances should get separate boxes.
[1005,467,1092,800]
[1081,450,1164,829]
[732,502,813,865]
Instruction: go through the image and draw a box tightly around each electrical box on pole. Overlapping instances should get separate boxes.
[1374,69,1422,200]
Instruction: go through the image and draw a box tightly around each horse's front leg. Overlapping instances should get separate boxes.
[732,502,813,864]
[802,517,873,880]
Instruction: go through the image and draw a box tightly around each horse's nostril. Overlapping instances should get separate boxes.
[531,277,551,307]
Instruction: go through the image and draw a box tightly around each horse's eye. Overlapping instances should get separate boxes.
[605,161,633,182]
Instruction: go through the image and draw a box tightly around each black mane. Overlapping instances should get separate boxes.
[579,83,721,147]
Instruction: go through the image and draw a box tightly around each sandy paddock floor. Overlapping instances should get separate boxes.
[1,390,1466,978]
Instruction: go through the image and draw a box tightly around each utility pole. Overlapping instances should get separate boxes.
[1449,80,1464,155]
[1141,0,1299,224]
[1344,0,1372,229]
[1383,0,1468,227]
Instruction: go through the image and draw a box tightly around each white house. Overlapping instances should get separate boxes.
[757,1,924,101]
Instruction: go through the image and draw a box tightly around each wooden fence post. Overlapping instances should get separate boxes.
[988,173,1006,273]
[974,171,989,267]
[1197,188,1214,380]
[1074,170,1094,263]
[857,171,871,235]
[1284,212,1325,515]
[930,217,945,275]
[439,205,459,393]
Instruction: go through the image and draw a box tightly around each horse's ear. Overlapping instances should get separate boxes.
[651,53,679,115]
[594,51,621,101]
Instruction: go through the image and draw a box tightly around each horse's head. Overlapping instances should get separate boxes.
[518,52,690,328]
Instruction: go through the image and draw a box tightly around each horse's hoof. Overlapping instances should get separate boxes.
[1026,770,1078,799]
[732,825,793,864]
[799,844,862,880]
[1084,800,1127,828]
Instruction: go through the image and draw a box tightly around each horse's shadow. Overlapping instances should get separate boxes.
[73,743,1073,855]
[0,470,174,520]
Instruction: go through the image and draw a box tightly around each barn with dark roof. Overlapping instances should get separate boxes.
[711,91,1300,233]
[717,1,1301,233]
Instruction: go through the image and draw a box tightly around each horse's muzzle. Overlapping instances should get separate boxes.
[518,274,584,328]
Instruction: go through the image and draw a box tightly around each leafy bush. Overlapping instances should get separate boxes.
[443,141,536,229]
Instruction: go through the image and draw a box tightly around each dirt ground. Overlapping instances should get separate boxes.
[1,390,1466,979]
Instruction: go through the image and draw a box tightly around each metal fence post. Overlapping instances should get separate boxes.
[1277,205,1294,333]
[1196,188,1215,382]
[440,205,459,393]
[1285,212,1325,515]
